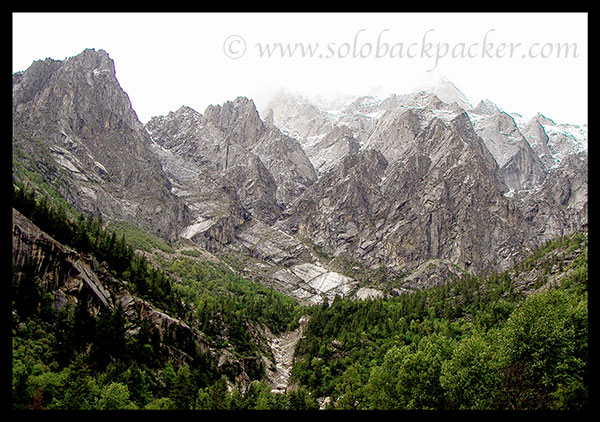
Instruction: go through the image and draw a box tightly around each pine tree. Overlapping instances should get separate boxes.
[171,364,196,410]
[125,362,151,408]
[54,355,97,410]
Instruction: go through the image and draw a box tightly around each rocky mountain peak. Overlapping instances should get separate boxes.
[518,111,587,170]
[363,107,421,163]
[204,96,264,147]
[12,48,187,241]
[174,104,203,117]
[468,103,547,191]
[13,48,587,305]
[416,74,473,110]
[533,113,557,126]
[70,48,115,71]
[407,90,448,110]
[263,89,335,140]
[341,95,380,115]
[473,99,501,116]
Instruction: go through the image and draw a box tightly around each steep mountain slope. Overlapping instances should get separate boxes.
[262,90,374,175]
[144,98,317,232]
[12,207,207,363]
[143,97,372,305]
[11,187,587,410]
[203,97,318,207]
[13,48,587,304]
[470,100,547,191]
[12,49,187,241]
[11,47,588,411]
[267,82,586,277]
[512,150,588,243]
[280,107,533,274]
[11,187,309,407]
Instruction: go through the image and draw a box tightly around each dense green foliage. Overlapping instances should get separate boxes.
[11,184,307,409]
[163,256,300,352]
[291,233,588,409]
[11,183,588,410]
[106,220,175,254]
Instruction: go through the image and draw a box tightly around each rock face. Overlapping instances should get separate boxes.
[144,105,257,249]
[267,82,586,278]
[470,100,547,191]
[12,209,207,362]
[12,49,187,241]
[520,113,587,169]
[512,150,588,243]
[13,48,587,304]
[144,98,317,243]
[262,90,374,176]
[281,106,532,274]
[202,96,317,207]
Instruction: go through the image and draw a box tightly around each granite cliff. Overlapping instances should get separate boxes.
[13,48,587,305]
[12,49,187,241]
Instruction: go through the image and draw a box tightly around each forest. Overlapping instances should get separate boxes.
[292,233,588,410]
[11,183,588,410]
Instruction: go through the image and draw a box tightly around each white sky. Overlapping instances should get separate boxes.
[13,12,588,125]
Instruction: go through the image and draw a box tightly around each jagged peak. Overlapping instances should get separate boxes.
[473,99,501,116]
[223,96,258,112]
[412,73,473,111]
[533,113,557,126]
[204,96,260,120]
[408,90,447,110]
[147,106,205,129]
[172,105,202,117]
[65,48,115,73]
[77,47,111,59]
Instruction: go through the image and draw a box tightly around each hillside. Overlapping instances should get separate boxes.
[11,48,588,410]
[11,183,588,409]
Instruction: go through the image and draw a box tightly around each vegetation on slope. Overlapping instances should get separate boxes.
[11,183,588,410]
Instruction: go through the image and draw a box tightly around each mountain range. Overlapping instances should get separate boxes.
[12,48,588,306]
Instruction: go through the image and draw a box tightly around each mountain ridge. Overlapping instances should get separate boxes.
[11,47,589,410]
[12,48,188,242]
[12,48,587,304]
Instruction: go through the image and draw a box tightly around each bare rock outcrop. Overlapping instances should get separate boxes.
[12,208,207,363]
[12,49,187,241]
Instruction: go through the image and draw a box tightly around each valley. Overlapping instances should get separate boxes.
[11,48,588,410]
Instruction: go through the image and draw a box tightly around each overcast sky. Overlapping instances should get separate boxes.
[13,12,588,125]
